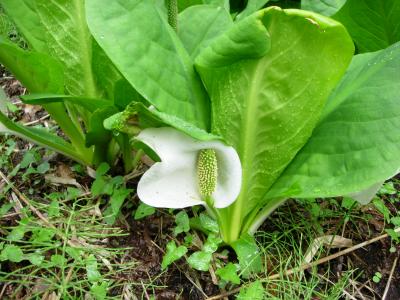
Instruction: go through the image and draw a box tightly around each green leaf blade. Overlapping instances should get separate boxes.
[196,8,354,239]
[237,280,264,300]
[0,38,63,93]
[178,4,233,59]
[187,251,212,271]
[215,262,240,284]
[86,0,210,130]
[301,0,346,17]
[35,0,98,96]
[134,202,155,220]
[268,42,400,200]
[230,233,262,277]
[333,0,400,53]
[161,241,188,270]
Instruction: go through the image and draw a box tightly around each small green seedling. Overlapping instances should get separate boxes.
[372,272,382,283]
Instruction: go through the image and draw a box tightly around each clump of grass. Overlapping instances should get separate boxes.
[0,138,139,299]
[244,201,353,299]
[0,190,137,299]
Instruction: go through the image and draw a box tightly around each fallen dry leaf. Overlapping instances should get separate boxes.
[45,175,82,188]
[304,235,353,263]
[22,104,42,122]
[56,163,74,179]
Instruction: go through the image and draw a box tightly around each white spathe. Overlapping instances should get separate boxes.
[136,127,242,209]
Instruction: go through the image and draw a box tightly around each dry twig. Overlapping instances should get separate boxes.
[23,114,50,126]
[382,255,399,300]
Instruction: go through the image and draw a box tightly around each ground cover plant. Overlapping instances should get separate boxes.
[0,0,400,298]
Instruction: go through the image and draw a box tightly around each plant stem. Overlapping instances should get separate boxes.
[218,198,287,243]
[218,206,243,244]
[166,0,178,32]
[131,149,144,170]
[246,198,286,235]
[44,103,92,163]
[113,134,137,173]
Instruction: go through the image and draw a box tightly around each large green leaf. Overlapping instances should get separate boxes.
[86,0,210,130]
[34,0,98,96]
[301,0,346,17]
[92,41,123,101]
[178,4,233,59]
[0,38,63,93]
[1,0,99,96]
[267,42,400,200]
[196,8,354,242]
[333,0,400,53]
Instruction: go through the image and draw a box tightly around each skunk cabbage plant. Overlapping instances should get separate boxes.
[0,0,399,247]
[88,1,400,244]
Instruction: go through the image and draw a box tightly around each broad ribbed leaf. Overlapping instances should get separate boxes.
[196,8,354,237]
[92,41,123,101]
[2,0,100,96]
[301,0,346,16]
[178,4,233,59]
[34,0,98,96]
[86,0,210,130]
[333,0,400,53]
[267,42,400,200]
[0,38,63,93]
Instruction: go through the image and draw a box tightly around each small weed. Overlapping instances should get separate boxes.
[373,272,382,283]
